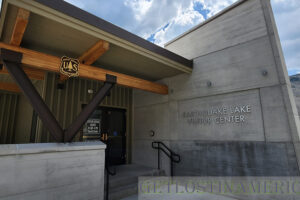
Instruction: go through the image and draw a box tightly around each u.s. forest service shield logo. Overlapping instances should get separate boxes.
[60,56,80,77]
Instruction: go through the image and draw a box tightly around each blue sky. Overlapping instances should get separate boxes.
[63,0,300,75]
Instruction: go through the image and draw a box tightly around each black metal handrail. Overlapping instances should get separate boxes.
[105,138,116,200]
[152,141,180,176]
[106,165,116,176]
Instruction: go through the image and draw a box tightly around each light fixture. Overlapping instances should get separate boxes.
[149,130,155,137]
[262,70,268,76]
[207,81,212,87]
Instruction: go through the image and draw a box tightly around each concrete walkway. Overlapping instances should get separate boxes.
[115,165,239,200]
[121,195,137,200]
[108,164,164,200]
[121,193,239,200]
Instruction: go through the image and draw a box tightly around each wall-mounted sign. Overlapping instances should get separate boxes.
[60,56,80,77]
[181,105,252,125]
[86,119,100,134]
[177,90,265,141]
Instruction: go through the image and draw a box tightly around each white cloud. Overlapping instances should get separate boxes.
[196,0,237,17]
[62,0,239,47]
[153,4,205,46]
[271,0,300,74]
[148,0,205,46]
[123,0,238,46]
[124,0,153,21]
[124,0,195,39]
[174,3,203,26]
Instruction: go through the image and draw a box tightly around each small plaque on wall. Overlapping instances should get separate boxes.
[86,119,100,134]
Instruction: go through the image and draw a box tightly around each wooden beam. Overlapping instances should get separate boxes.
[0,8,43,80]
[60,40,110,82]
[0,65,45,80]
[0,43,168,94]
[0,82,21,93]
[10,8,30,46]
[78,40,110,65]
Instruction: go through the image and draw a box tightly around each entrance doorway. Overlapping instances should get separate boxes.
[82,106,126,165]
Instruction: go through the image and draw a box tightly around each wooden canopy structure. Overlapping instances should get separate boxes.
[0,0,193,142]
[0,42,169,94]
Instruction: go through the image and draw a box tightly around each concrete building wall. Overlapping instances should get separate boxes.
[290,74,300,120]
[132,0,300,176]
[0,142,105,200]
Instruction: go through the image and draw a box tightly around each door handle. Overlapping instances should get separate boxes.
[101,133,108,141]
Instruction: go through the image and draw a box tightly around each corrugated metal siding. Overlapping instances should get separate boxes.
[38,73,132,143]
[0,92,18,144]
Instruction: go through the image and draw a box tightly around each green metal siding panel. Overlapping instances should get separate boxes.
[0,92,19,144]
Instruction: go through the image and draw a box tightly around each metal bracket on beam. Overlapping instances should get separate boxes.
[0,48,22,63]
[105,74,116,97]
[105,74,117,84]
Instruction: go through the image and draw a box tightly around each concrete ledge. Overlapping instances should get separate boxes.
[0,142,106,156]
[0,141,106,199]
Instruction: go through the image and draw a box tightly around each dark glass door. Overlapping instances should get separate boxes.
[82,106,126,165]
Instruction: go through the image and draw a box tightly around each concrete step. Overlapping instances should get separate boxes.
[106,164,164,200]
[109,183,137,200]
[109,167,164,189]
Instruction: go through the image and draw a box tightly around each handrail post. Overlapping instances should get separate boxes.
[104,139,116,200]
[170,152,173,177]
[152,141,180,176]
[158,143,160,170]
[105,170,109,200]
